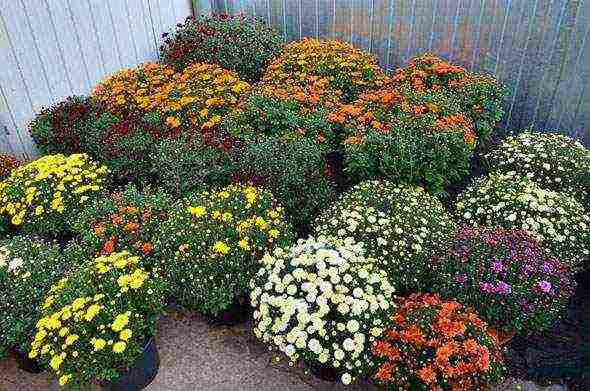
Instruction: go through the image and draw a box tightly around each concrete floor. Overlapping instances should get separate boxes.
[0,312,568,391]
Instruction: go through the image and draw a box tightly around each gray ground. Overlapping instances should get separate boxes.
[0,312,568,391]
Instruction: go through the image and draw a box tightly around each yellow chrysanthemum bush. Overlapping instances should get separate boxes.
[154,183,295,316]
[88,62,251,194]
[29,251,166,388]
[0,154,108,235]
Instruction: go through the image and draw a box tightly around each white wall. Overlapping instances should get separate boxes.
[0,0,199,160]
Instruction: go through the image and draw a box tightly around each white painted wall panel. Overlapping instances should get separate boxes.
[0,0,193,160]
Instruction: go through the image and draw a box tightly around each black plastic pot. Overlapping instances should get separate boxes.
[308,361,340,382]
[203,294,252,327]
[12,346,45,374]
[101,337,159,391]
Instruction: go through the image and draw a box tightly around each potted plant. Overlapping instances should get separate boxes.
[432,226,576,337]
[154,183,295,325]
[29,251,166,389]
[371,293,506,390]
[0,236,71,373]
[314,180,457,294]
[250,236,396,385]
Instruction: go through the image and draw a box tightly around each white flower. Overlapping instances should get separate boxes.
[346,319,360,333]
[8,257,23,272]
[341,373,352,385]
[343,338,356,351]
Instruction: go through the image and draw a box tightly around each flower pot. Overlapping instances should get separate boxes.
[308,361,340,382]
[101,337,159,391]
[11,346,45,374]
[204,294,252,327]
[487,327,516,346]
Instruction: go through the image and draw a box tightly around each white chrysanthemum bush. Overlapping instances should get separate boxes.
[483,131,590,209]
[314,180,457,293]
[250,236,396,385]
[457,171,590,269]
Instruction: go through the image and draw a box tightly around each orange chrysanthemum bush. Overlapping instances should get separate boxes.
[262,38,390,103]
[391,53,506,142]
[329,87,475,195]
[71,184,172,270]
[371,293,506,390]
[90,62,251,194]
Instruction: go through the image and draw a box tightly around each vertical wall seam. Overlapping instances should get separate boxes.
[44,0,75,92]
[66,0,93,90]
[86,0,107,76]
[146,0,160,59]
[124,0,141,64]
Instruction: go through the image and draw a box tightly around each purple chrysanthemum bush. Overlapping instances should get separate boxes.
[432,226,576,335]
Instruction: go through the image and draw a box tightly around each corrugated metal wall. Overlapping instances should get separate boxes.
[0,0,199,160]
[1,0,589,160]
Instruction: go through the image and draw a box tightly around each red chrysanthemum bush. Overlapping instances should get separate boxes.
[371,293,506,390]
[391,53,506,142]
[0,154,21,181]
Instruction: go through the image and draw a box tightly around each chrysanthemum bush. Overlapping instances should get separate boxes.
[391,53,506,142]
[222,81,340,152]
[160,14,283,82]
[0,154,108,235]
[314,180,457,293]
[250,236,396,385]
[456,171,590,269]
[328,88,475,195]
[155,183,294,315]
[371,293,506,390]
[29,251,166,388]
[262,38,390,102]
[483,131,590,207]
[433,227,576,334]
[0,236,70,359]
[0,154,21,180]
[72,185,172,267]
[232,136,336,230]
[28,96,96,155]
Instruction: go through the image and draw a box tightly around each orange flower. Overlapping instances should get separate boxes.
[417,365,437,384]
[103,238,117,254]
[111,214,122,226]
[93,224,106,236]
[375,362,396,382]
[166,116,181,128]
[141,242,154,254]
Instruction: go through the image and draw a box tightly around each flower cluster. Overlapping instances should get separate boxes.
[72,185,172,268]
[28,96,96,155]
[456,172,590,269]
[155,183,294,315]
[92,62,250,143]
[0,236,70,359]
[0,154,108,234]
[391,53,506,141]
[433,227,576,334]
[371,293,506,390]
[0,154,22,181]
[314,180,457,293]
[328,87,474,195]
[160,13,283,82]
[30,251,166,387]
[250,236,396,385]
[483,131,590,208]
[262,38,389,102]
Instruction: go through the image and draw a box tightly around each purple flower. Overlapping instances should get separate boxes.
[481,282,495,293]
[491,261,504,273]
[496,281,512,294]
[541,261,555,273]
[538,280,552,293]
[455,274,468,283]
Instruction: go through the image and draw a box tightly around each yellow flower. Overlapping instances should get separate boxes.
[58,374,72,386]
[35,205,44,216]
[59,327,69,337]
[91,338,107,351]
[119,329,132,341]
[43,296,54,309]
[218,191,230,199]
[49,353,65,371]
[221,212,232,222]
[71,297,86,311]
[84,304,101,321]
[46,317,61,330]
[268,229,280,238]
[65,334,79,346]
[212,241,230,255]
[166,116,181,128]
[238,239,250,250]
[268,210,280,219]
[188,205,206,217]
[113,341,127,353]
[111,313,130,332]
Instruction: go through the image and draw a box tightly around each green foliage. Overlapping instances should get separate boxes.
[160,14,283,82]
[233,137,336,230]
